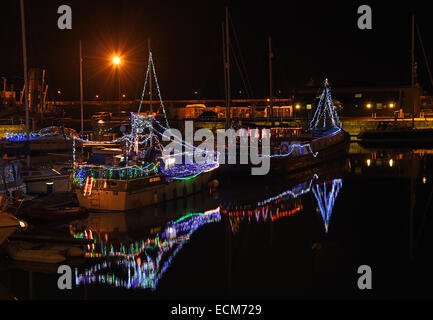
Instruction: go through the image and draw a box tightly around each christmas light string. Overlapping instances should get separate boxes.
[221,174,319,233]
[309,79,342,130]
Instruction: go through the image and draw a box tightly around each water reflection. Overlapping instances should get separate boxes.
[71,168,344,291]
[312,179,343,233]
[73,208,221,290]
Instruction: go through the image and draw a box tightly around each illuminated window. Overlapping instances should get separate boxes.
[306,104,312,110]
[355,93,363,98]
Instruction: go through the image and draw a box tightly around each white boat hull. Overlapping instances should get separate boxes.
[75,171,213,212]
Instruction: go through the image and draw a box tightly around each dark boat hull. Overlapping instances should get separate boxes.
[214,129,350,179]
[358,128,433,148]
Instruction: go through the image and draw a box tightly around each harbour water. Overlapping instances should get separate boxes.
[1,143,432,299]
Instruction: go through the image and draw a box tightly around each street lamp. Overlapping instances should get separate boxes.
[112,55,122,102]
[112,56,121,65]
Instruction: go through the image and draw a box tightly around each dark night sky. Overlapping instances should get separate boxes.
[1,0,432,100]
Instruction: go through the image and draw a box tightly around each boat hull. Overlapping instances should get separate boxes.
[75,170,214,212]
[216,129,350,177]
[24,175,70,194]
[358,128,433,147]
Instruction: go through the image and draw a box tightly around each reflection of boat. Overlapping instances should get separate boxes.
[6,242,84,264]
[72,207,221,290]
[220,160,345,234]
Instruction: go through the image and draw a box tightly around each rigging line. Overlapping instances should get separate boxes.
[416,22,433,90]
[230,42,251,98]
[137,55,151,113]
[228,12,254,98]
[150,53,170,128]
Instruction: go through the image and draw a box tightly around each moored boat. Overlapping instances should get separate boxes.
[217,79,350,177]
[26,206,86,221]
[0,210,28,247]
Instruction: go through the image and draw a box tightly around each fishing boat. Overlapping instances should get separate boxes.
[72,114,219,212]
[72,51,220,212]
[217,79,350,177]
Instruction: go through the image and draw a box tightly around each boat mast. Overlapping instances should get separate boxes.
[20,0,30,168]
[268,36,274,126]
[224,7,231,129]
[148,38,153,147]
[79,40,84,155]
[411,14,415,128]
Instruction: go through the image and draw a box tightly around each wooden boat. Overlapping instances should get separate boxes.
[0,210,27,247]
[26,206,86,221]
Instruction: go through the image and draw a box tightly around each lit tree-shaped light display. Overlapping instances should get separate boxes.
[309,79,342,130]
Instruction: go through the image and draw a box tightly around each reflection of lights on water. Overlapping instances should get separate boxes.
[73,208,221,291]
[389,159,393,167]
[366,159,371,166]
[166,227,176,239]
[423,177,427,184]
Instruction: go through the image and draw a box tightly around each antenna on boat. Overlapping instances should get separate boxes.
[309,79,342,131]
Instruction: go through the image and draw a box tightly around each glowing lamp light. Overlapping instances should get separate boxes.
[112,56,121,65]
[389,103,395,108]
[19,220,28,229]
[366,104,372,109]
[295,104,301,110]
[389,159,393,167]
[367,159,371,166]
[423,177,427,184]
